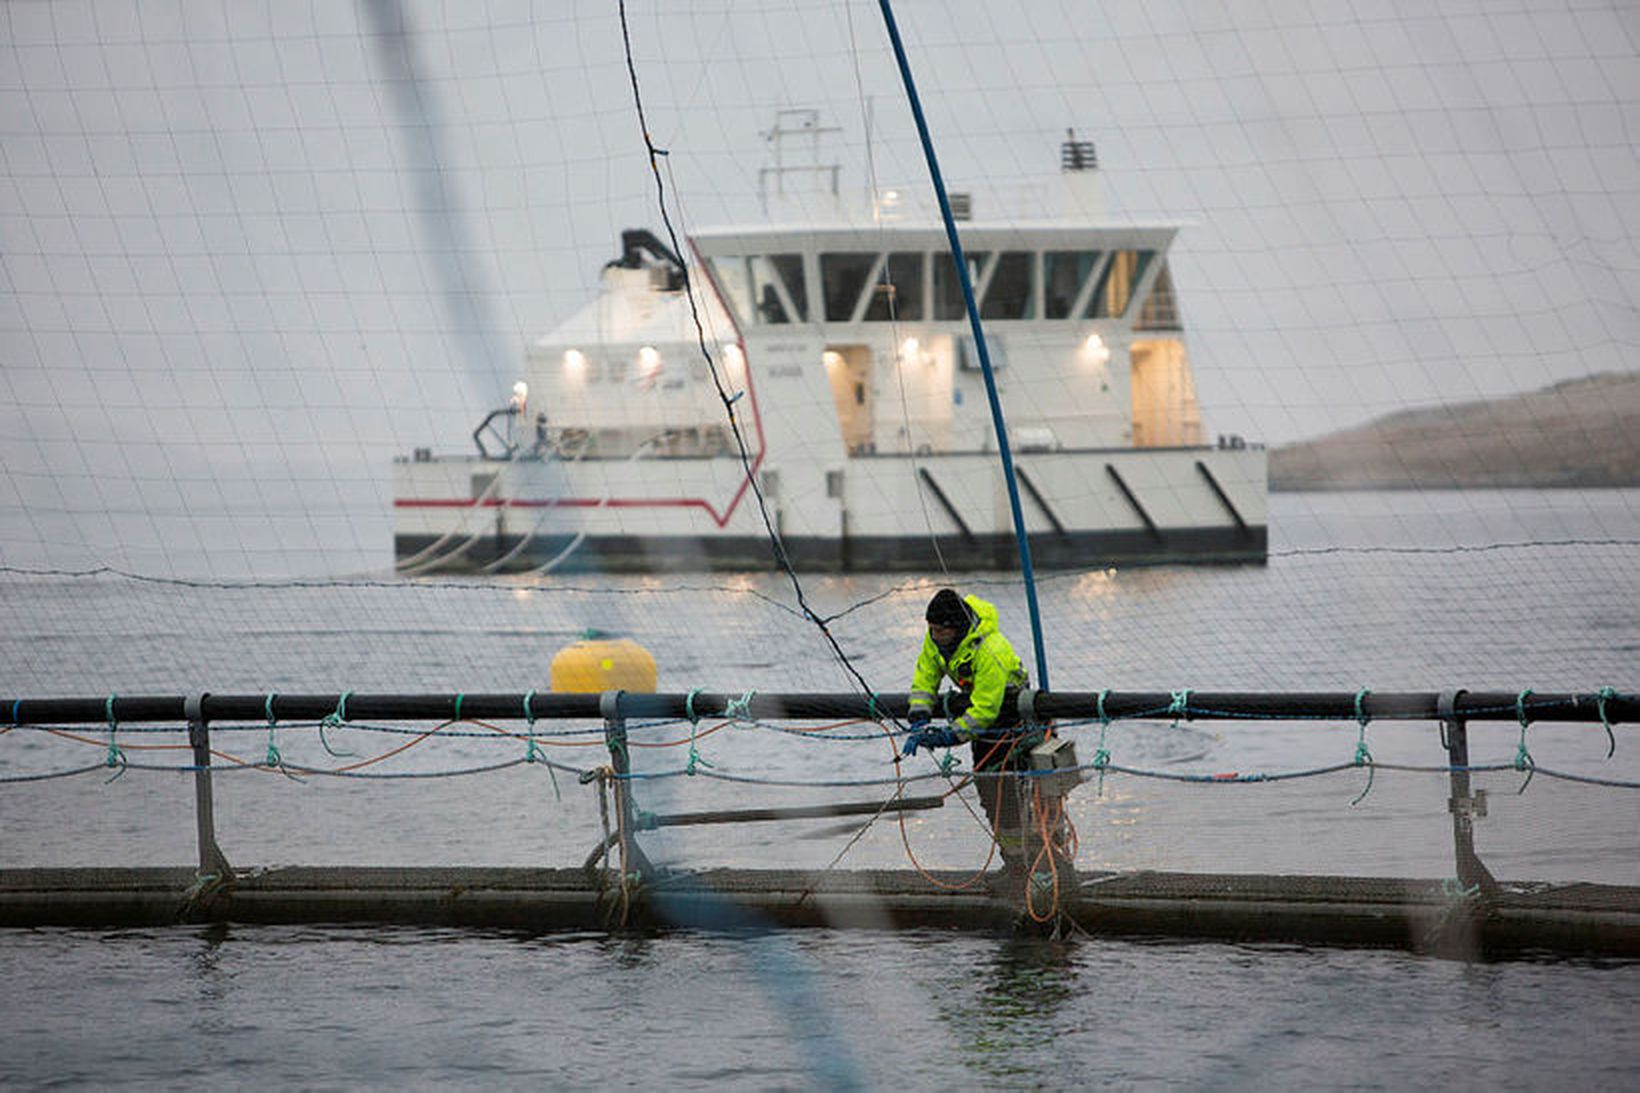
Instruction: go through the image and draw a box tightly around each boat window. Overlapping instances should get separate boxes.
[864,252,924,321]
[933,250,987,320]
[1134,258,1181,330]
[821,252,878,321]
[707,256,753,326]
[980,251,1033,320]
[1045,250,1101,319]
[752,253,807,324]
[1091,249,1154,318]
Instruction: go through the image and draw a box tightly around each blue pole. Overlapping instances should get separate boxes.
[876,0,1051,690]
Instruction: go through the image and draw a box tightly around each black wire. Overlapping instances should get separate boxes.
[614,1,889,710]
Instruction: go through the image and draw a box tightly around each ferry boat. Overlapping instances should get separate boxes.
[393,117,1266,573]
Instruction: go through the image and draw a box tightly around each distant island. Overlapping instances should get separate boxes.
[1270,371,1640,491]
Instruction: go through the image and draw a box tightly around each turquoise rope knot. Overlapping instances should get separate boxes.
[684,692,715,776]
[724,689,756,722]
[264,692,281,767]
[1094,689,1113,795]
[1514,688,1535,771]
[1441,878,1482,902]
[1513,688,1537,793]
[522,690,542,763]
[103,693,125,780]
[1596,686,1617,758]
[937,748,960,775]
[1168,689,1192,726]
[319,691,357,758]
[1349,688,1376,806]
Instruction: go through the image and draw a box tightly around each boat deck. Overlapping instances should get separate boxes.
[4,866,1633,958]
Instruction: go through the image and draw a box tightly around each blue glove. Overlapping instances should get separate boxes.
[902,726,962,756]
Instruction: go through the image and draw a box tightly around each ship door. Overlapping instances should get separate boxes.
[824,345,875,455]
[1129,338,1203,447]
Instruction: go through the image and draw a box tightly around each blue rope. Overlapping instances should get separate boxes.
[877,0,1049,691]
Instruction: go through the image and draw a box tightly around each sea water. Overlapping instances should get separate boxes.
[2,490,1637,1088]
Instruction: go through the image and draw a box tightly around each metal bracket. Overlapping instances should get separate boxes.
[597,689,653,882]
[184,693,234,883]
[1017,687,1041,728]
[1448,789,1489,818]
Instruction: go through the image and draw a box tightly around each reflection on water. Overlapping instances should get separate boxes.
[957,937,1082,1082]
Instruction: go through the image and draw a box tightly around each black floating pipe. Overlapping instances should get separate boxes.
[646,794,945,829]
[916,467,974,541]
[1105,464,1163,542]
[5,691,1633,727]
[1015,467,1068,537]
[1194,459,1250,536]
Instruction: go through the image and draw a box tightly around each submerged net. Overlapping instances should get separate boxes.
[1,2,1636,902]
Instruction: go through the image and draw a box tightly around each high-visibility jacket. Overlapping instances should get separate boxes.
[908,593,1028,738]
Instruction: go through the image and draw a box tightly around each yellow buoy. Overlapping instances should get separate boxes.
[550,637,657,694]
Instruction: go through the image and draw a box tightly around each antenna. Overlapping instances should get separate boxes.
[758,108,842,214]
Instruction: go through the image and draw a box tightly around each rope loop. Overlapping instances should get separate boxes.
[1354,687,1371,728]
[102,693,125,774]
[941,690,955,723]
[1096,688,1111,726]
[685,687,703,726]
[685,698,715,776]
[866,692,879,722]
[1596,686,1617,758]
[319,690,356,758]
[10,698,22,726]
[453,693,465,723]
[724,689,756,722]
[1514,688,1536,772]
[263,692,281,767]
[1168,689,1192,726]
[522,690,542,763]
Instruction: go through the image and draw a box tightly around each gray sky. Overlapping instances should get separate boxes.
[3,0,1637,576]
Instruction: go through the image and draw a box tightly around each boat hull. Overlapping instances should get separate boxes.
[393,524,1266,573]
[392,446,1267,573]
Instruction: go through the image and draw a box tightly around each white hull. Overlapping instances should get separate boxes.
[393,445,1266,573]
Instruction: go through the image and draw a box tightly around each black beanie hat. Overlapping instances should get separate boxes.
[926,588,970,629]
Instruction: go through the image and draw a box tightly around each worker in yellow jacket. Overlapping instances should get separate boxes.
[904,588,1033,872]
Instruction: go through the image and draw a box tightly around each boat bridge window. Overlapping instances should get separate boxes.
[1092,249,1154,318]
[821,253,878,321]
[822,248,1037,322]
[933,251,988,319]
[980,252,1033,320]
[1045,250,1103,319]
[708,253,808,325]
[1134,259,1181,330]
[863,252,925,321]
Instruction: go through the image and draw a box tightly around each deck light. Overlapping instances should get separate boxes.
[1084,332,1111,366]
